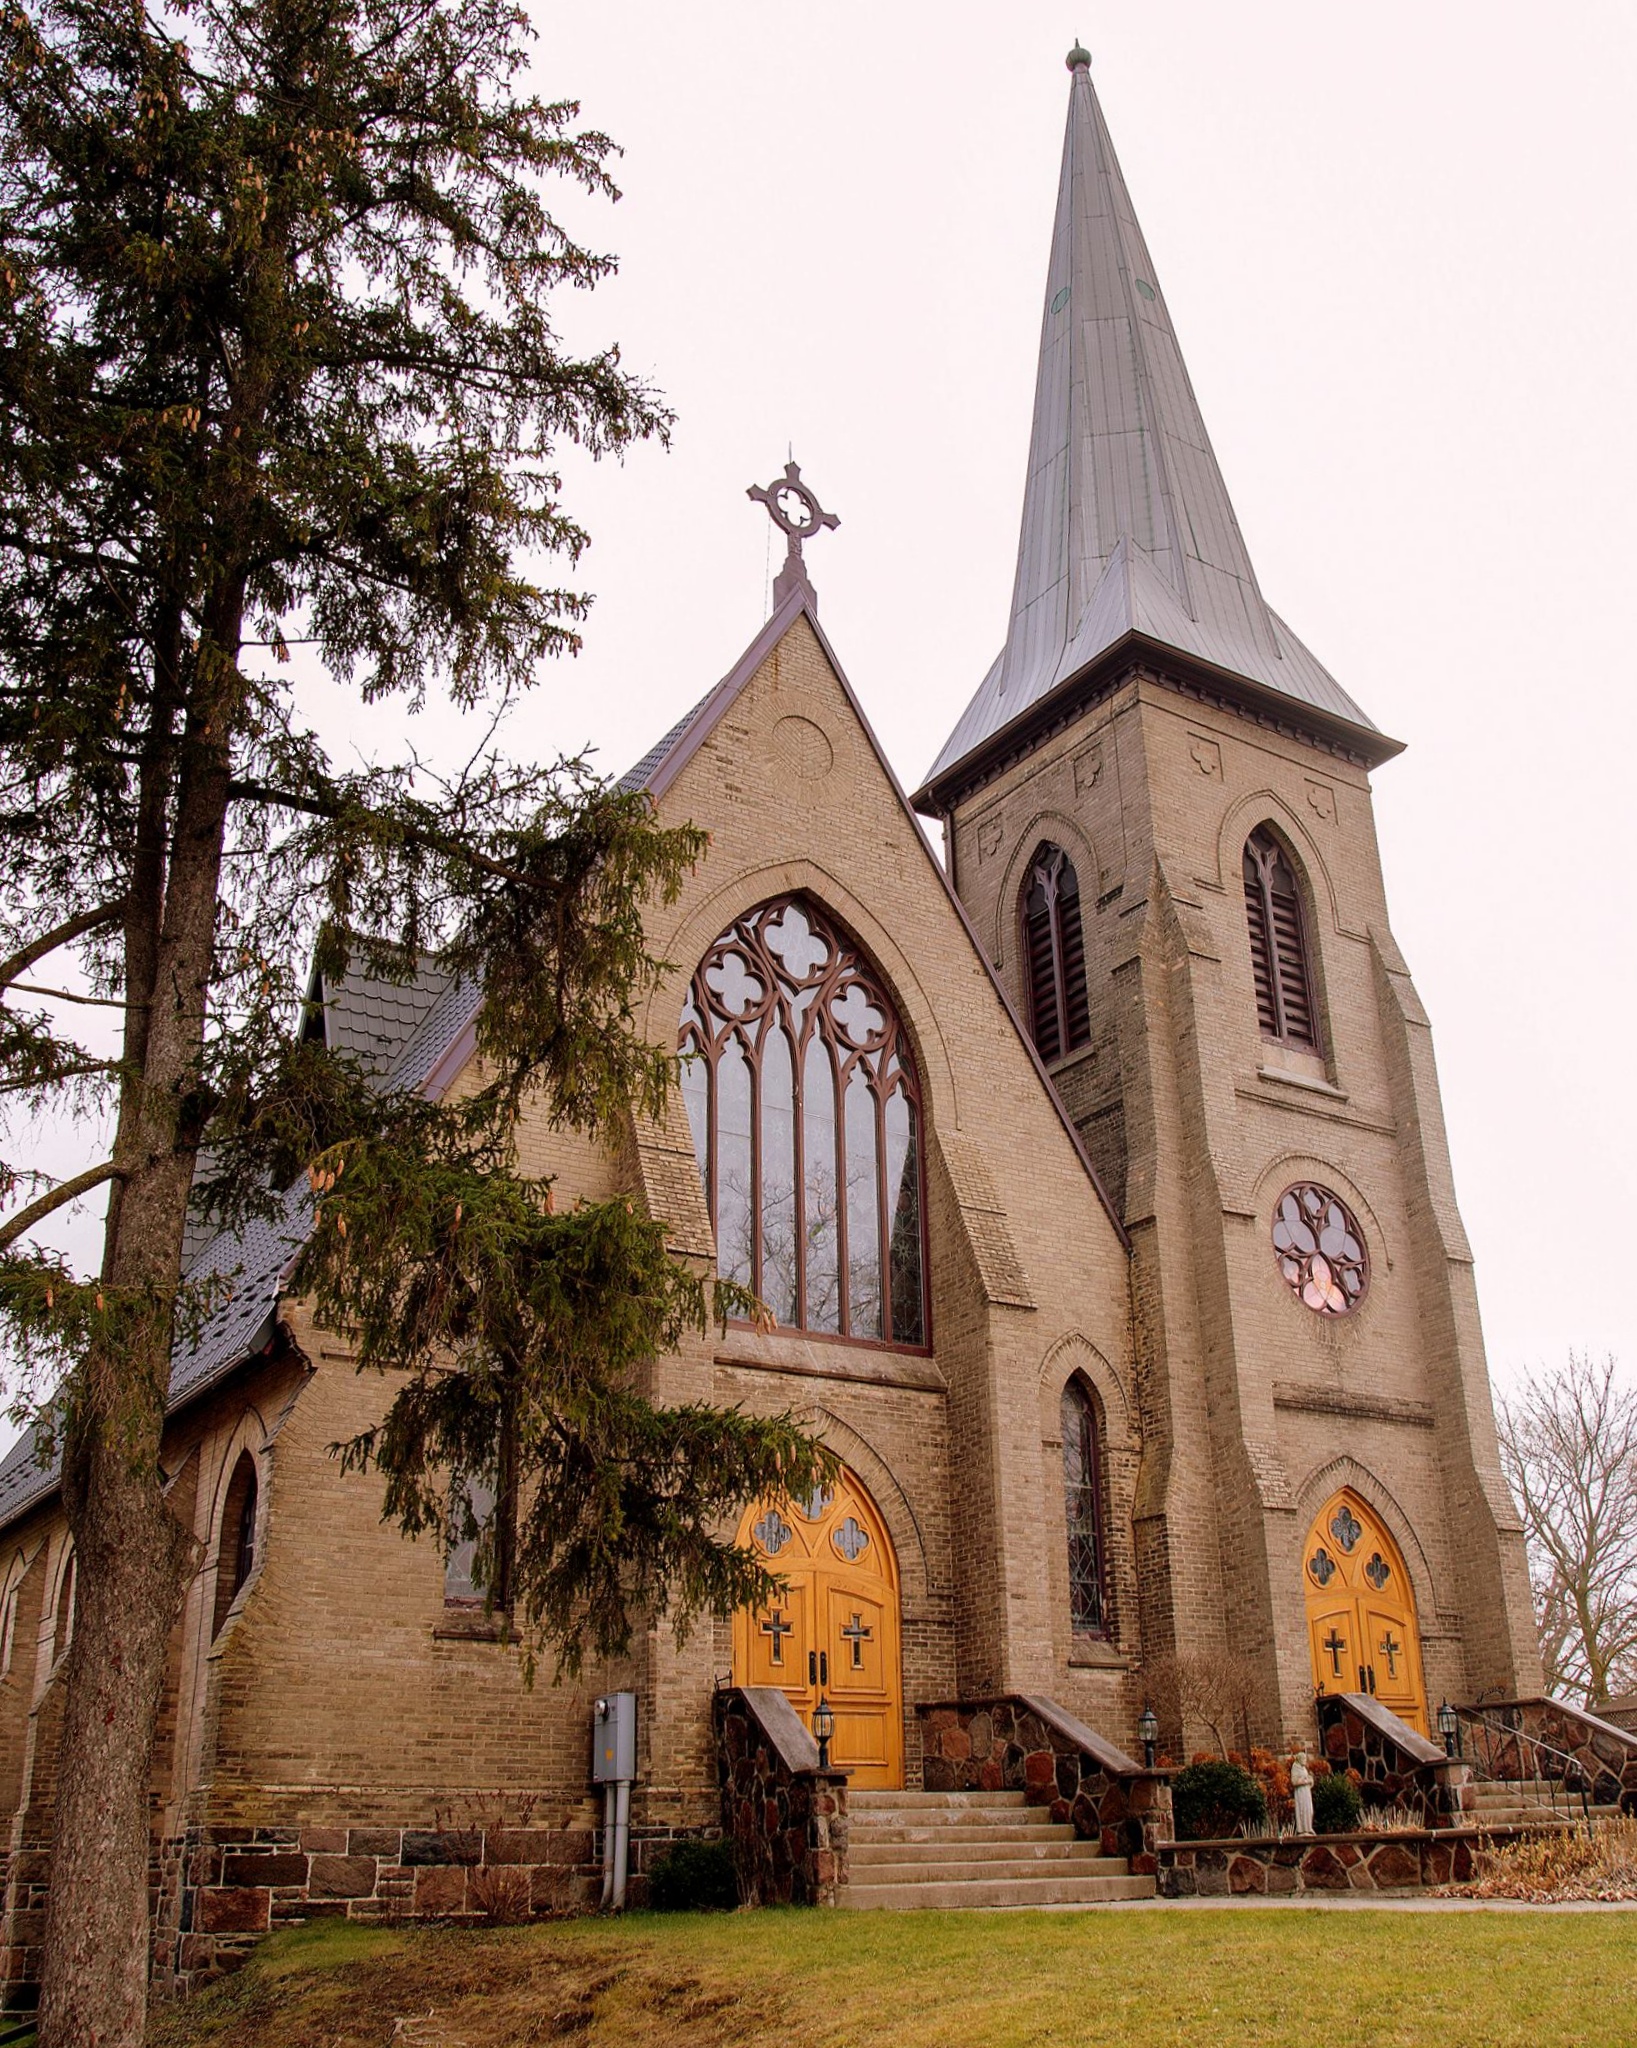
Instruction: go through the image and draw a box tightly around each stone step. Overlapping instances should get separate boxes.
[851,1839,1123,1870]
[840,1871,1157,1910]
[850,1855,1135,1887]
[850,1820,1075,1845]
[850,1790,1029,1810]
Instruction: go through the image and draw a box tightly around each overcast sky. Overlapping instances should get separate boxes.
[21,0,1637,1404]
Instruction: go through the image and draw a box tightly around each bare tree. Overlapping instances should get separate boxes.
[1497,1353,1637,1707]
[1147,1649,1270,1760]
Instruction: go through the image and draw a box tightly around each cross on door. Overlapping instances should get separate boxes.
[840,1612,873,1669]
[760,1610,793,1666]
[1378,1629,1402,1679]
[1322,1626,1347,1677]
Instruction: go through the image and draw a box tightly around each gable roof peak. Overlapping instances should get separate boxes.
[917,57,1392,804]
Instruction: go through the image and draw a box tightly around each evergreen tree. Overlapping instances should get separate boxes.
[0,2,823,2039]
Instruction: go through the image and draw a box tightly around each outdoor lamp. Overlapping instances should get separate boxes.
[813,1694,835,1770]
[1138,1702,1159,1769]
[1437,1699,1459,1759]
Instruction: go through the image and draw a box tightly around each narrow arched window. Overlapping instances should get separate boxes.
[1022,845,1090,1063]
[212,1453,258,1637]
[52,1549,76,1666]
[681,896,927,1347]
[1243,827,1318,1048]
[0,1552,25,1679]
[1061,1380,1107,1635]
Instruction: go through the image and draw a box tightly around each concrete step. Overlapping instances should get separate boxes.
[850,1820,1076,1846]
[851,1839,1125,1870]
[840,1871,1157,1910]
[850,1790,1029,1810]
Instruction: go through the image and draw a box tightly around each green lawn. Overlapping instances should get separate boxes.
[148,1906,1637,2048]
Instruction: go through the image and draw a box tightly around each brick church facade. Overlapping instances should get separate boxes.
[0,46,1539,1991]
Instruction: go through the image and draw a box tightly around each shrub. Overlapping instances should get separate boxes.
[1171,1759,1268,1840]
[1312,1770,1364,1834]
[647,1836,738,1912]
[1458,1815,1637,1901]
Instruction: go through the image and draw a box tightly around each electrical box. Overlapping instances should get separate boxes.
[592,1692,636,1783]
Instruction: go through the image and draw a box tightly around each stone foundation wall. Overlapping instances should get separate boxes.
[917,1695,1171,1872]
[714,1686,848,1907]
[152,1817,598,1999]
[1159,1828,1490,1897]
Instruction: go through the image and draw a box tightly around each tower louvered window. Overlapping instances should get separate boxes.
[1023,845,1091,1063]
[1243,827,1318,1048]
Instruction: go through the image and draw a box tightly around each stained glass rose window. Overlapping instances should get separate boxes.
[1271,1182,1368,1316]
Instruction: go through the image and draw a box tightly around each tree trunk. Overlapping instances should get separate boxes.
[36,1397,196,2046]
[37,628,239,2046]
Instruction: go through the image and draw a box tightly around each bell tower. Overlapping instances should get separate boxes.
[912,45,1540,1736]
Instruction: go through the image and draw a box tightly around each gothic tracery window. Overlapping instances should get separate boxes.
[680,897,926,1346]
[1022,844,1091,1063]
[1061,1378,1108,1635]
[1242,826,1318,1048]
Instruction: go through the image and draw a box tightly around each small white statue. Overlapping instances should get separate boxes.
[1290,1747,1315,1834]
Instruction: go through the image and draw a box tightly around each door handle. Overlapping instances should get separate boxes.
[1358,1664,1367,1692]
[808,1650,817,1686]
[819,1650,829,1687]
[1368,1665,1377,1695]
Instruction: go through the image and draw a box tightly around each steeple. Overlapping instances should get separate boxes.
[917,47,1394,805]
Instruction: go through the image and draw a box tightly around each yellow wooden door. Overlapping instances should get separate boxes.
[1302,1490,1428,1735]
[733,1471,904,1788]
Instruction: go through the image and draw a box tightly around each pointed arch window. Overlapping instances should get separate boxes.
[1022,845,1091,1063]
[1243,827,1318,1048]
[1061,1379,1108,1635]
[681,896,927,1348]
[212,1452,258,1637]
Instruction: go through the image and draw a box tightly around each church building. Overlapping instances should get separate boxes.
[0,44,1540,1982]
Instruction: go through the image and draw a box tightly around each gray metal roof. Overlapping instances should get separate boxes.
[316,962,452,1079]
[921,53,1383,798]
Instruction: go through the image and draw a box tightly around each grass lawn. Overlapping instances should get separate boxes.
[146,1906,1637,2048]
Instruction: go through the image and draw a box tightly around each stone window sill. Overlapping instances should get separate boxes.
[1255,1064,1348,1102]
[433,1606,509,1643]
[1068,1641,1128,1672]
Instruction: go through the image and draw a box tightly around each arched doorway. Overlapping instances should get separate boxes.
[732,1468,904,1788]
[1303,1488,1428,1734]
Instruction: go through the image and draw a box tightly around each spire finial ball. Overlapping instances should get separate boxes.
[1066,40,1091,71]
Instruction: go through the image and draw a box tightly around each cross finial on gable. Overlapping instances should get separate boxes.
[747,460,840,611]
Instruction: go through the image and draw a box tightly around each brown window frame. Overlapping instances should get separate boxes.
[1022,844,1092,1064]
[1243,827,1320,1049]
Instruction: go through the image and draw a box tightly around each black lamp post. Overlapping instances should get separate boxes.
[1437,1699,1459,1759]
[1137,1702,1159,1769]
[813,1694,835,1771]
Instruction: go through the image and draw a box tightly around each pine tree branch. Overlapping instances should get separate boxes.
[4,982,140,1010]
[226,777,542,888]
[0,1160,120,1252]
[0,901,126,995]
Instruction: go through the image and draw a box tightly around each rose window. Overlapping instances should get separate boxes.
[1272,1183,1368,1316]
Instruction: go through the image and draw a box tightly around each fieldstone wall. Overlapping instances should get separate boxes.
[151,1816,596,1998]
[917,1695,1171,1873]
[1159,1828,1486,1898]
[714,1686,848,1907]
[1471,1698,1637,1810]
[1317,1692,1459,1824]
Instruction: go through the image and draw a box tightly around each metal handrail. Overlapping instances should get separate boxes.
[1452,1705,1594,1837]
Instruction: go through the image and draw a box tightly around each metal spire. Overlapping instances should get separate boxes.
[920,50,1385,797]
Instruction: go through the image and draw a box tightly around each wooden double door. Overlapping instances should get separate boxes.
[1303,1488,1428,1735]
[732,1469,904,1789]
